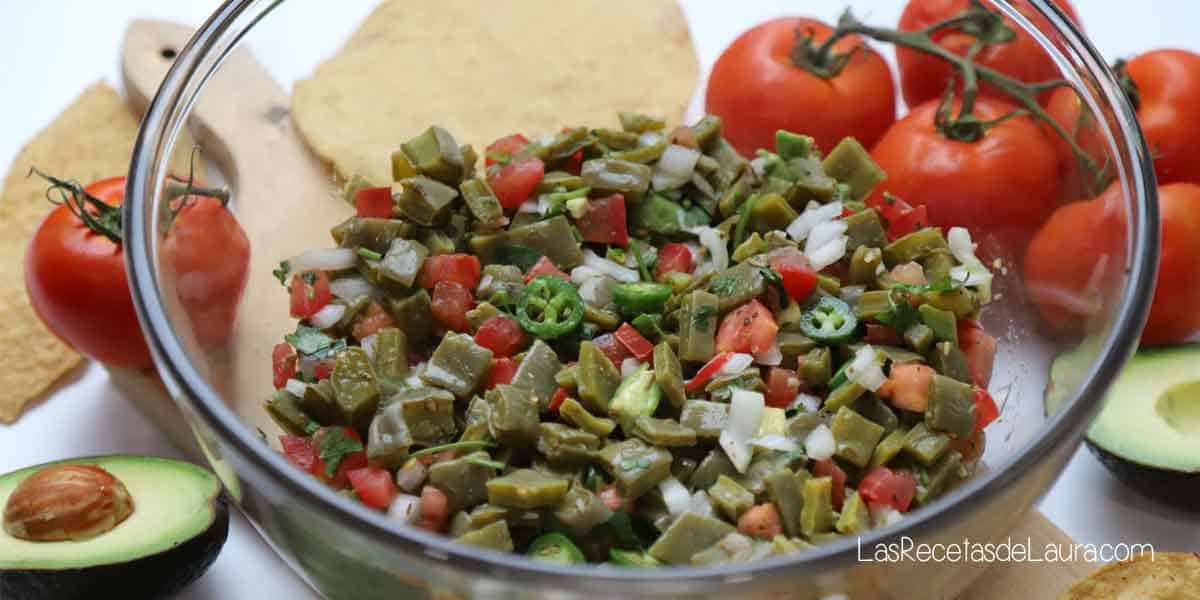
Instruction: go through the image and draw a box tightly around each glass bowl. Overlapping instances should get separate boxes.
[124,0,1157,598]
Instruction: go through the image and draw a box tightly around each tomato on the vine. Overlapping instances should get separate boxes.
[896,0,1081,109]
[25,174,249,368]
[706,17,896,157]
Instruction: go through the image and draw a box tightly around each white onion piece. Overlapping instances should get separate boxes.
[638,132,663,147]
[789,393,823,414]
[578,276,615,307]
[806,220,848,254]
[845,345,886,392]
[517,198,539,214]
[582,250,639,283]
[620,358,643,378]
[388,494,423,524]
[721,389,765,473]
[683,242,703,265]
[689,226,729,271]
[786,201,843,241]
[870,503,904,528]
[806,237,848,272]
[289,247,358,272]
[309,303,346,330]
[947,226,980,266]
[361,334,379,362]
[284,379,308,399]
[718,353,755,376]
[949,265,988,286]
[749,157,768,178]
[805,424,836,461]
[751,434,799,453]
[717,532,754,556]
[947,226,994,301]
[652,145,700,191]
[689,491,715,519]
[752,340,782,366]
[330,276,375,300]
[658,478,692,517]
[569,265,604,284]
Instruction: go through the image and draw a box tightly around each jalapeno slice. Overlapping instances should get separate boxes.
[517,275,585,339]
[612,282,672,316]
[526,532,586,564]
[799,296,858,344]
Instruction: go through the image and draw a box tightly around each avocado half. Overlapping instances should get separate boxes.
[1049,344,1200,512]
[0,455,229,599]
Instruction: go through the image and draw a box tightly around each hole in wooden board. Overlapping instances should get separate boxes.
[161,47,177,60]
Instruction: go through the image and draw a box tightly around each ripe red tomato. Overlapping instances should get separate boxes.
[957,319,996,387]
[896,0,1081,109]
[655,243,693,280]
[488,157,544,210]
[354,187,393,218]
[486,357,518,389]
[811,458,847,510]
[869,97,1059,242]
[575,194,628,247]
[431,281,475,333]
[857,467,917,512]
[272,342,297,389]
[311,427,367,489]
[614,323,654,362]
[591,333,628,368]
[715,300,778,355]
[972,388,1000,432]
[474,315,527,358]
[548,387,569,414]
[485,134,530,167]
[1025,182,1200,345]
[25,175,249,368]
[764,367,801,408]
[706,17,896,157]
[347,466,398,510]
[523,256,569,283]
[351,302,395,341]
[289,270,332,319]
[767,249,818,302]
[280,434,318,472]
[416,253,481,290]
[866,194,929,241]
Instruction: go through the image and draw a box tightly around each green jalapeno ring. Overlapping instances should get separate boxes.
[799,296,859,344]
[517,275,585,339]
[527,532,587,564]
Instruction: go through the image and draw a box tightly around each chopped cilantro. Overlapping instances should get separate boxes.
[708,275,738,297]
[692,305,716,330]
[317,428,363,477]
[494,245,543,271]
[303,421,321,435]
[357,247,383,261]
[273,260,291,287]
[876,276,963,332]
[284,325,346,359]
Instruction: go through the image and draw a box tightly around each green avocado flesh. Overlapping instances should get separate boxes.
[0,455,222,570]
[1085,344,1200,474]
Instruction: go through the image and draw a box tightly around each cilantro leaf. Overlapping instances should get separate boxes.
[708,275,737,297]
[317,428,363,478]
[273,260,291,287]
[284,325,346,359]
[494,245,543,271]
[692,305,716,330]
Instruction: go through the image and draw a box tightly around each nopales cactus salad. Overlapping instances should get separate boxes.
[264,114,1000,566]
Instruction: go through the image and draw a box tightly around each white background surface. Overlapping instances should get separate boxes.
[1,2,1198,598]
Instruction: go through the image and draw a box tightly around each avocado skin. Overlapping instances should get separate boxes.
[1087,440,1199,514]
[0,497,229,600]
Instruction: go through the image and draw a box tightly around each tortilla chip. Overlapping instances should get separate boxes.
[0,82,194,423]
[1060,552,1200,599]
[292,0,698,186]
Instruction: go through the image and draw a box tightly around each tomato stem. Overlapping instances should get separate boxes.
[832,5,1108,196]
[789,26,859,80]
[1112,59,1141,111]
[31,168,125,244]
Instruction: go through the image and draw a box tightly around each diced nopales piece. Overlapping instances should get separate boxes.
[576,341,621,414]
[557,397,616,437]
[647,512,736,565]
[455,520,513,552]
[486,384,541,448]
[366,401,413,468]
[509,340,562,409]
[421,332,494,400]
[396,387,458,445]
[678,290,718,363]
[394,175,459,226]
[536,422,602,466]
[379,239,428,287]
[596,439,673,500]
[330,347,380,429]
[429,451,497,513]
[485,469,570,509]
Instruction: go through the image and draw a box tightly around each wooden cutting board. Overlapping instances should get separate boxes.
[115,19,1101,600]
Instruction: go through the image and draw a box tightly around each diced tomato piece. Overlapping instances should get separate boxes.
[431,281,475,333]
[768,249,819,302]
[685,352,734,393]
[841,206,856,218]
[592,333,628,368]
[272,342,297,389]
[598,484,629,512]
[312,358,336,381]
[857,467,917,512]
[549,387,569,414]
[950,429,987,464]
[737,503,783,539]
[655,242,694,280]
[887,204,928,241]
[614,323,654,362]
[347,466,398,510]
[958,319,997,388]
[575,194,629,247]
[289,270,332,318]
[487,357,519,389]
[715,300,778,355]
[485,133,530,167]
[352,302,396,340]
[812,458,847,511]
[474,315,527,357]
[972,387,1000,432]
[416,253,481,290]
[280,434,318,472]
[524,255,569,283]
[488,157,545,209]
[354,186,394,219]
[865,324,903,346]
[311,427,366,489]
[563,150,584,175]
[878,363,934,413]
[416,485,450,532]
[764,367,801,408]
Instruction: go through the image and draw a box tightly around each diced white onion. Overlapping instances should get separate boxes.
[689,491,716,519]
[870,502,904,528]
[329,276,375,300]
[717,532,754,556]
[806,237,848,272]
[652,145,700,191]
[845,345,886,392]
[786,201,843,241]
[949,265,989,287]
[536,194,552,216]
[388,494,423,524]
[751,434,799,453]
[947,227,980,266]
[689,226,729,271]
[749,157,769,178]
[517,198,539,214]
[309,303,346,330]
[289,247,358,272]
[804,424,836,461]
[638,132,663,147]
[578,276,615,307]
[806,220,848,254]
[789,393,822,414]
[569,265,603,284]
[721,389,765,473]
[752,340,782,366]
[284,379,308,399]
[621,358,643,378]
[946,226,993,301]
[582,250,639,283]
[361,334,379,362]
[659,477,692,517]
[718,353,755,376]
